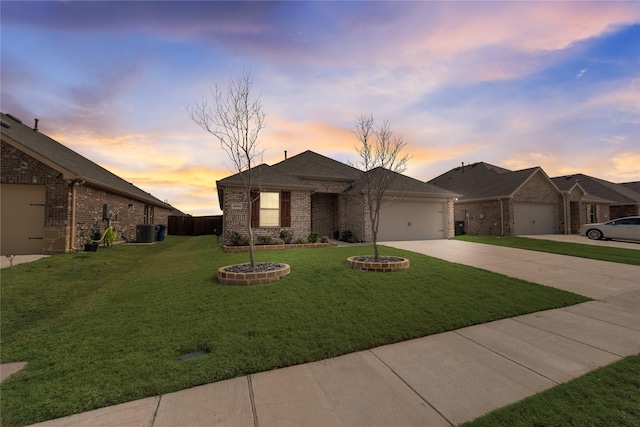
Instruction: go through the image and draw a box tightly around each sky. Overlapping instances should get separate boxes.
[2,1,639,216]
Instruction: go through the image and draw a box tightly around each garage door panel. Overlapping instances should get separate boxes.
[1,184,45,255]
[378,200,445,241]
[513,203,557,235]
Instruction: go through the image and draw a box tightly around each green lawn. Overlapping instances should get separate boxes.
[462,354,640,427]
[1,236,588,426]
[457,234,640,266]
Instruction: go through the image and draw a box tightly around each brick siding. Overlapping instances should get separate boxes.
[2,141,170,253]
[221,186,311,244]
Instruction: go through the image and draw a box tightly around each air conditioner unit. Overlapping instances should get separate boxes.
[136,224,156,243]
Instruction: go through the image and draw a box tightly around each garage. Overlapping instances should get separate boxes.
[513,202,558,235]
[1,184,46,255]
[377,199,446,241]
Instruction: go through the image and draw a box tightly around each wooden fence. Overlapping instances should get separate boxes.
[168,215,222,236]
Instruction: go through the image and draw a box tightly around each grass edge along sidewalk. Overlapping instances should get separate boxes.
[1,236,588,426]
[457,234,640,266]
[462,354,640,427]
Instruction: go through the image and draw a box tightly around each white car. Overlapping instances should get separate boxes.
[579,216,640,241]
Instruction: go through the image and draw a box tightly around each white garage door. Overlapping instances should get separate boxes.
[377,200,445,241]
[513,203,558,235]
[1,184,46,255]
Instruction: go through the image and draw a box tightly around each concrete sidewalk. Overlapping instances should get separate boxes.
[24,240,640,427]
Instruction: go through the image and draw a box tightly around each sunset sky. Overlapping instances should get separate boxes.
[2,1,639,216]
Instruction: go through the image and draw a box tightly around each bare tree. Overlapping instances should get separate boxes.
[352,114,411,260]
[188,71,266,268]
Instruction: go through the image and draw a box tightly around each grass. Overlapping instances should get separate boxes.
[457,234,640,266]
[1,236,589,426]
[462,354,640,427]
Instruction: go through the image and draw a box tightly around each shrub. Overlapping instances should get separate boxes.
[320,236,330,243]
[229,232,247,246]
[308,231,321,243]
[279,230,294,244]
[339,229,359,243]
[256,235,273,245]
[295,237,308,244]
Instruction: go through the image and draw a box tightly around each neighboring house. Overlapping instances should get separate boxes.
[552,174,640,221]
[428,162,568,235]
[1,112,173,255]
[216,150,458,244]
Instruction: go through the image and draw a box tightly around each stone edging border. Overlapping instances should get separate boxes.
[217,263,291,285]
[222,242,337,253]
[346,256,410,272]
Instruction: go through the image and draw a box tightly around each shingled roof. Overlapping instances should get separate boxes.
[1,112,171,208]
[428,162,547,200]
[551,174,640,205]
[272,150,363,182]
[348,167,459,197]
[216,163,315,190]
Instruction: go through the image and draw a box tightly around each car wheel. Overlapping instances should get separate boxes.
[586,229,603,240]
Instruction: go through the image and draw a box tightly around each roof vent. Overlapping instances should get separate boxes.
[1,121,9,129]
[5,113,22,123]
[34,118,39,131]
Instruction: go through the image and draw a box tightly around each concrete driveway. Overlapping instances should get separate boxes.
[381,239,640,300]
[1,254,50,269]
[521,234,640,250]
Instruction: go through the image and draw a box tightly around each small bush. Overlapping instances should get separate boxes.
[229,232,247,246]
[308,231,321,243]
[256,235,273,245]
[272,238,284,245]
[320,236,330,243]
[295,237,308,244]
[279,230,294,244]
[339,229,359,243]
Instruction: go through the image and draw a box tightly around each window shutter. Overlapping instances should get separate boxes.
[281,191,291,227]
[250,190,259,228]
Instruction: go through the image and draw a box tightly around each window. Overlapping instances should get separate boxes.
[144,204,155,225]
[259,192,280,227]
[250,191,291,228]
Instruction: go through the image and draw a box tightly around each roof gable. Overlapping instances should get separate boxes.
[349,167,459,197]
[1,113,170,208]
[551,174,640,205]
[272,150,363,182]
[216,163,315,190]
[428,162,545,200]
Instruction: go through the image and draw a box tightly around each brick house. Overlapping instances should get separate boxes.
[1,112,173,255]
[552,174,640,223]
[428,162,640,236]
[429,162,566,235]
[216,150,458,244]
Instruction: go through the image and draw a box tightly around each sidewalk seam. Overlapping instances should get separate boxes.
[150,395,162,426]
[367,349,455,427]
[560,304,640,332]
[452,329,560,386]
[511,316,627,358]
[247,375,259,427]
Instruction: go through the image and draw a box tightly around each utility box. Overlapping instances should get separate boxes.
[136,224,156,243]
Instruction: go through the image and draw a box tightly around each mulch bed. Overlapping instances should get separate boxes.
[222,262,287,273]
[350,256,405,263]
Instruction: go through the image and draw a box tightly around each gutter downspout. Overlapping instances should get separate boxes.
[70,179,85,251]
[499,198,504,236]
[562,192,568,235]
